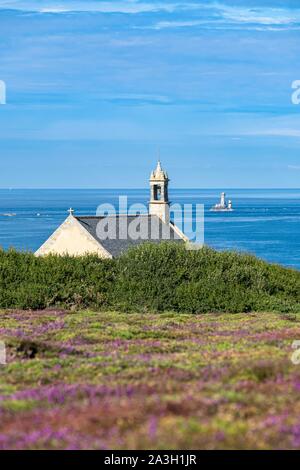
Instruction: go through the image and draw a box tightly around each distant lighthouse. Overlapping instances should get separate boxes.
[210,192,234,212]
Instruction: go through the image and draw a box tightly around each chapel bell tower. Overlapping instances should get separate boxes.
[149,161,170,224]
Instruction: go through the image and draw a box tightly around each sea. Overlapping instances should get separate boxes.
[0,188,299,270]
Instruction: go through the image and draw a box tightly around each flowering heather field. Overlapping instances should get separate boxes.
[1,310,300,450]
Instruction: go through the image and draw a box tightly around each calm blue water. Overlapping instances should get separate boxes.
[0,189,299,270]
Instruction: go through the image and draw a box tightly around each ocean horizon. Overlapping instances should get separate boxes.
[0,188,299,270]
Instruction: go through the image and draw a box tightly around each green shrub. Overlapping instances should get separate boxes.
[111,243,300,313]
[0,249,113,310]
[0,243,299,313]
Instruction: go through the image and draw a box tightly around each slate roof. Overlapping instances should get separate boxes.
[75,215,184,258]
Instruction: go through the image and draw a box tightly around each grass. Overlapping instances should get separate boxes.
[1,309,300,449]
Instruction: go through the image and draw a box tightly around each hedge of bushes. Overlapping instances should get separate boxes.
[0,243,299,313]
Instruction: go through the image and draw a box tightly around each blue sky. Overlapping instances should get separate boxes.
[0,0,300,188]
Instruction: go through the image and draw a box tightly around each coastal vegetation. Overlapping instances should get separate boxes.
[0,243,299,313]
[0,245,300,449]
[1,310,300,449]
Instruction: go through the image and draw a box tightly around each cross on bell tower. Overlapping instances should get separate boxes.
[149,160,170,224]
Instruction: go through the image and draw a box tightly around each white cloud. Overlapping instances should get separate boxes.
[231,129,300,138]
[0,1,188,14]
[3,2,299,22]
[153,20,204,30]
[218,5,300,25]
[1,1,300,31]
[0,117,170,141]
[0,2,299,48]
[40,8,69,13]
[129,2,300,31]
[288,165,300,170]
[259,129,300,137]
[95,92,172,104]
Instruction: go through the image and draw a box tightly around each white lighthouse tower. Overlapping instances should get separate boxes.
[220,192,226,208]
